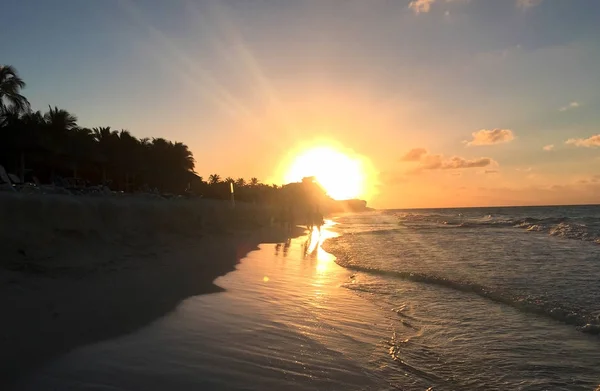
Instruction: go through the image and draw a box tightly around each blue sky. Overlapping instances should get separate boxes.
[2,0,599,207]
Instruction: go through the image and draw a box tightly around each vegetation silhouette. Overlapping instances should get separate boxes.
[0,64,368,212]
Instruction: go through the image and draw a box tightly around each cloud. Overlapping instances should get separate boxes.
[401,148,428,161]
[559,101,580,112]
[410,0,541,16]
[543,144,554,151]
[401,148,497,171]
[409,0,469,14]
[566,134,600,148]
[439,156,494,169]
[465,129,515,146]
[484,170,499,174]
[409,0,436,13]
[576,175,600,185]
[517,0,543,9]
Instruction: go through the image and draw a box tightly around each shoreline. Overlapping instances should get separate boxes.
[0,194,305,387]
[12,220,395,391]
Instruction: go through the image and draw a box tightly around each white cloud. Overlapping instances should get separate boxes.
[517,0,543,9]
[543,144,555,151]
[465,129,515,146]
[566,134,600,148]
[559,101,580,112]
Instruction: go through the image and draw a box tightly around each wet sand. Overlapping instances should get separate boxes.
[0,194,303,387]
[13,222,395,391]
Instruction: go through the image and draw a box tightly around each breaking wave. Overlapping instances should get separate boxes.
[395,213,600,244]
[323,237,600,335]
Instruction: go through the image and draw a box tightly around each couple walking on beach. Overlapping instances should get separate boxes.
[279,205,323,233]
[305,207,324,232]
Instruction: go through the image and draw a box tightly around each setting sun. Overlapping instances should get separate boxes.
[283,146,365,200]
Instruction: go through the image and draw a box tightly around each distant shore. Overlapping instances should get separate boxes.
[0,193,304,388]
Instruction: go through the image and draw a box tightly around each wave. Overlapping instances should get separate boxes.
[396,213,600,244]
[345,228,404,236]
[323,239,600,335]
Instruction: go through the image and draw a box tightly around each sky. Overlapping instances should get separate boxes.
[2,0,600,208]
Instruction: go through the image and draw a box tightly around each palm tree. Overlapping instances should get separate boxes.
[43,106,78,178]
[250,177,259,186]
[0,65,30,114]
[0,107,27,179]
[171,141,195,172]
[92,126,116,142]
[18,111,45,180]
[235,177,246,187]
[224,177,234,184]
[208,174,221,184]
[66,127,95,178]
[44,106,78,132]
[93,126,118,183]
[115,130,140,190]
[142,138,196,192]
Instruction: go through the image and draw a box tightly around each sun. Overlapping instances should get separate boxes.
[283,146,365,200]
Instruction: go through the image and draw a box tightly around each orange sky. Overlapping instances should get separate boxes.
[6,0,600,208]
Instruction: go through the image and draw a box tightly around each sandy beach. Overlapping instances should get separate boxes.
[12,220,397,391]
[0,193,303,388]
[5,207,600,390]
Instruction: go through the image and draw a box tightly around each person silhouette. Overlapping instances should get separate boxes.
[313,206,324,232]
[305,207,314,231]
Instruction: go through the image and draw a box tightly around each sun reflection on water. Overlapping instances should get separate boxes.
[301,220,339,276]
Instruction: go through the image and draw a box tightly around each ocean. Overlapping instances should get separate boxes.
[325,205,600,390]
[16,206,600,391]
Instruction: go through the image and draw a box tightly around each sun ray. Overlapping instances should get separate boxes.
[118,0,253,118]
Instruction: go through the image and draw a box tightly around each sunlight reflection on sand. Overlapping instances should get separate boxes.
[19,220,395,391]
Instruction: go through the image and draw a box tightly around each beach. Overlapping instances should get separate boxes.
[10,220,397,391]
[0,193,303,387]
[3,201,600,390]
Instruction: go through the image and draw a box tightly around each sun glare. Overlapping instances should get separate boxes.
[283,146,365,200]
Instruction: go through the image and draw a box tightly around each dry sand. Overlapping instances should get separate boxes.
[0,193,303,387]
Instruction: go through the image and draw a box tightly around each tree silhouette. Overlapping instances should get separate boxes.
[0,65,370,211]
[92,126,118,183]
[0,107,38,180]
[0,67,199,193]
[66,127,94,178]
[0,65,30,114]
[43,106,79,178]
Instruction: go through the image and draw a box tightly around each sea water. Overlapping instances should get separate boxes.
[17,206,600,390]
